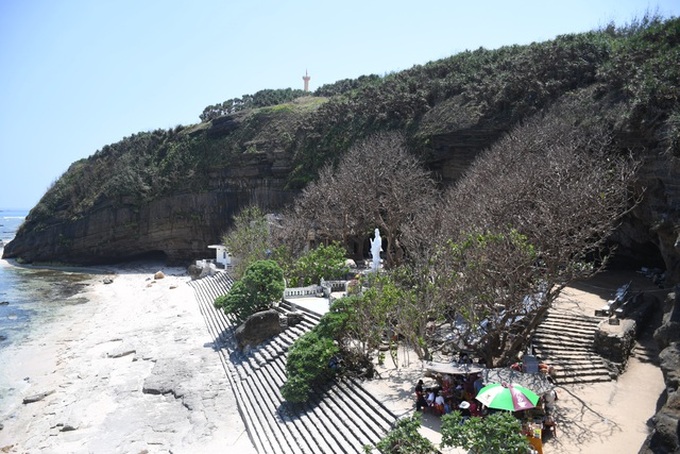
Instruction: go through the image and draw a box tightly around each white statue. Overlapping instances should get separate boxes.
[370,228,382,272]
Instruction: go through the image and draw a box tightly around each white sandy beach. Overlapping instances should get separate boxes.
[0,262,255,454]
[0,262,668,454]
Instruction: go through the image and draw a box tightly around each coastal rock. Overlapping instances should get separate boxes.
[659,343,680,390]
[103,277,113,284]
[142,358,191,400]
[187,264,202,280]
[56,423,78,432]
[106,344,136,358]
[22,390,55,404]
[234,309,282,352]
[2,157,298,266]
[640,289,680,454]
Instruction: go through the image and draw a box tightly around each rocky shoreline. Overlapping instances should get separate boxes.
[0,264,255,453]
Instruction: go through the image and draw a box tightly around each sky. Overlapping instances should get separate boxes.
[1,0,679,210]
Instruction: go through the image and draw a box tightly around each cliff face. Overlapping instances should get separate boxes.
[3,152,298,265]
[627,152,680,283]
[5,112,679,274]
[427,124,679,283]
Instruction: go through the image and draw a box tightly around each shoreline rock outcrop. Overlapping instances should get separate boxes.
[639,288,680,453]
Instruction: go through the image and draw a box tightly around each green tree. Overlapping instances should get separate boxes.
[222,206,271,279]
[214,260,284,321]
[369,413,437,454]
[288,242,349,287]
[440,411,529,454]
[321,274,408,371]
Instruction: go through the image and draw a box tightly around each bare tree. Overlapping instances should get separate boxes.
[275,132,439,267]
[421,100,638,367]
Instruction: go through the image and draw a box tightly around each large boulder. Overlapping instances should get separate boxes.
[234,309,283,352]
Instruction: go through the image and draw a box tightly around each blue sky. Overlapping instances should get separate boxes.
[1,0,678,210]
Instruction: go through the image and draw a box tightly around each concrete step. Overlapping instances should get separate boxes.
[532,308,613,385]
[189,273,398,454]
[544,310,601,325]
[534,324,597,338]
[533,334,597,347]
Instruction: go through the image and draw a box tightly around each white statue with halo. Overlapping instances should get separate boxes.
[370,228,382,272]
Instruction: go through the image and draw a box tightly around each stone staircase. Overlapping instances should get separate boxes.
[532,309,614,385]
[188,272,398,454]
[632,340,660,365]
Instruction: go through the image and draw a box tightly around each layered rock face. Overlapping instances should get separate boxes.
[5,127,679,275]
[3,153,298,265]
[635,153,680,284]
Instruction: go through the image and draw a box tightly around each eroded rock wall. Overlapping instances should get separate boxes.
[3,153,297,265]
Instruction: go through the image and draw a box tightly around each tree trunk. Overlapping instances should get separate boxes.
[496,300,554,366]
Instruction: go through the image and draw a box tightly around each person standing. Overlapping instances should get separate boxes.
[415,380,428,411]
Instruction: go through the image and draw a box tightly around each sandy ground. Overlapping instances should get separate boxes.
[0,262,668,454]
[0,262,255,454]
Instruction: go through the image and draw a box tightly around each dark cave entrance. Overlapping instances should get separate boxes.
[606,240,665,272]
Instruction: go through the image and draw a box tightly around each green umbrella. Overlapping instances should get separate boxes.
[475,382,539,411]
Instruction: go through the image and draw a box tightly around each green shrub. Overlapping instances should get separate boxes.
[369,413,437,454]
[287,242,349,287]
[440,411,529,454]
[214,260,284,321]
[280,331,339,403]
[313,301,351,339]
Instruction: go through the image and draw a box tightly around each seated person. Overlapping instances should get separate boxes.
[543,389,558,413]
[441,374,453,396]
[469,399,482,417]
[426,389,437,406]
[473,374,484,396]
[463,375,475,398]
[434,391,447,415]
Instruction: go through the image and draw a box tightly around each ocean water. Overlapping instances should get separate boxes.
[0,209,100,415]
[0,209,92,350]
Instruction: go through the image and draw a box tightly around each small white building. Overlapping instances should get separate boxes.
[208,244,232,268]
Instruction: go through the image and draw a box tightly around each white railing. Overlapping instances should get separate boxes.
[283,285,324,298]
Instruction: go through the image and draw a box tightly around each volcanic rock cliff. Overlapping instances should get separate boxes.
[3,143,298,265]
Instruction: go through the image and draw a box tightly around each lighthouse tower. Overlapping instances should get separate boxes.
[302,70,311,92]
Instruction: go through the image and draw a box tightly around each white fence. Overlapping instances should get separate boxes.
[283,280,348,299]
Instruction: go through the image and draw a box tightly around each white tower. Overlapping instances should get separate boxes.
[303,70,311,92]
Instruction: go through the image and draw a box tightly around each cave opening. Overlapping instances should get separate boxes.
[606,240,665,273]
[124,250,168,265]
